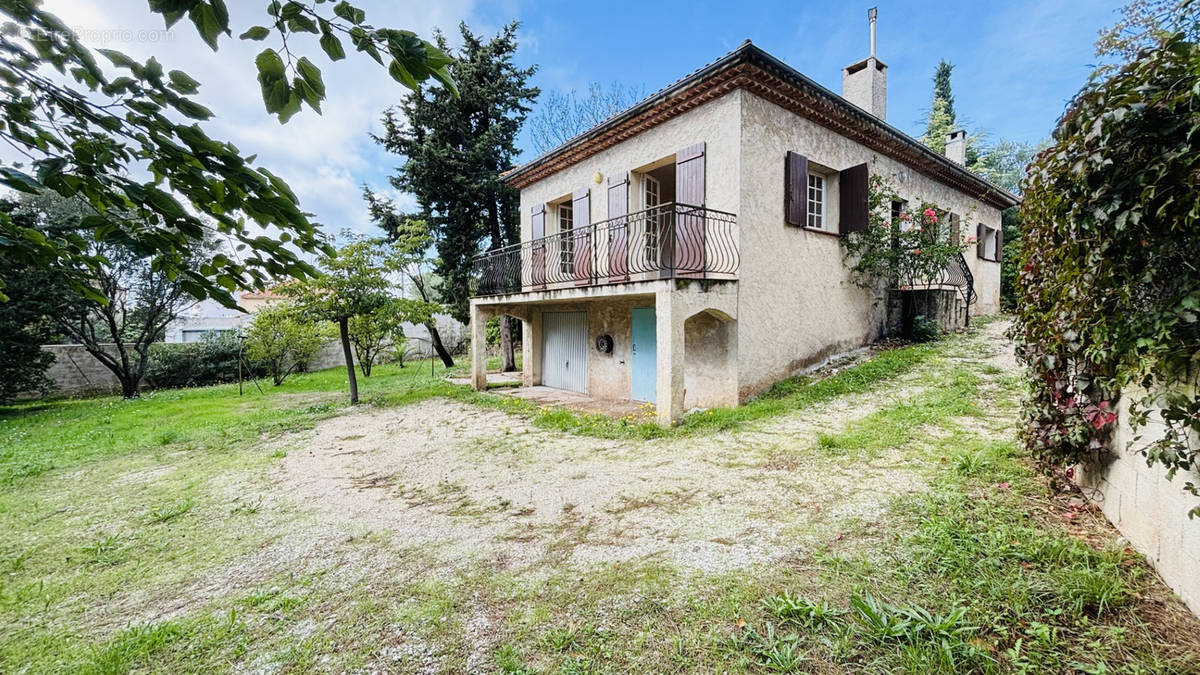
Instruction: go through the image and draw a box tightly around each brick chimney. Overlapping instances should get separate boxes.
[842,7,887,120]
[945,129,967,165]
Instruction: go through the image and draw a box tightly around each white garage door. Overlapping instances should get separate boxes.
[542,311,588,393]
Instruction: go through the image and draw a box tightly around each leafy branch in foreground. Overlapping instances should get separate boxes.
[0,1,453,308]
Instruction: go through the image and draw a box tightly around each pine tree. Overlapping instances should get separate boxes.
[374,22,538,372]
[921,60,957,154]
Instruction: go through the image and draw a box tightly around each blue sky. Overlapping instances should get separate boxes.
[37,1,1125,235]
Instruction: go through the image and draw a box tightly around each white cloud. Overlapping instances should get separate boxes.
[32,0,488,235]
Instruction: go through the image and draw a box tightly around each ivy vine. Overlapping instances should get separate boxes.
[1013,32,1200,517]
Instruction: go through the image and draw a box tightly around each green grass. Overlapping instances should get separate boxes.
[2,325,1198,672]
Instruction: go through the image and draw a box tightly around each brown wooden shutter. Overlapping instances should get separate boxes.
[994,227,1003,262]
[948,213,960,247]
[531,204,546,289]
[976,223,985,259]
[784,151,808,226]
[838,163,869,235]
[674,142,706,277]
[572,187,591,285]
[607,173,629,282]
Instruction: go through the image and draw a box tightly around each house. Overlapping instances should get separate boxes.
[468,20,1018,425]
[163,290,283,343]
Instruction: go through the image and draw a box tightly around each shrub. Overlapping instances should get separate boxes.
[1013,26,1200,515]
[910,315,940,343]
[243,303,332,386]
[146,332,250,389]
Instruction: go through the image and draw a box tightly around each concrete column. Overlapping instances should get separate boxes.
[523,307,543,387]
[655,289,686,425]
[469,302,491,390]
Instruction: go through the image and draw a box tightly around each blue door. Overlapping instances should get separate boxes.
[631,307,657,403]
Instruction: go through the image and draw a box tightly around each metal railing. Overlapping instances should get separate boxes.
[899,251,978,324]
[471,203,738,297]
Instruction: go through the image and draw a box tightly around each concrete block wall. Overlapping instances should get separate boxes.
[1075,387,1200,617]
[41,344,127,396]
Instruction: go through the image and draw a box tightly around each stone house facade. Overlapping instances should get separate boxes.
[469,39,1017,425]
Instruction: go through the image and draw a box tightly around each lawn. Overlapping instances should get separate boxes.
[1,324,1198,673]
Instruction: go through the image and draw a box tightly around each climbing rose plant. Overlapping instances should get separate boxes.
[1013,31,1200,517]
[840,175,969,290]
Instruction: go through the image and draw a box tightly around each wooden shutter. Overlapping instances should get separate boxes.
[674,142,706,277]
[784,151,808,226]
[839,163,869,235]
[607,173,629,282]
[976,223,985,259]
[531,204,546,289]
[948,213,960,247]
[572,187,591,285]
[994,227,1003,262]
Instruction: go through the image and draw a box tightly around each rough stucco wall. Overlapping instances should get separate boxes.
[519,91,742,247]
[1075,388,1200,617]
[734,91,1003,397]
[684,310,735,409]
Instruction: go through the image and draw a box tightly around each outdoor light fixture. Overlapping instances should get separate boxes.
[593,171,603,184]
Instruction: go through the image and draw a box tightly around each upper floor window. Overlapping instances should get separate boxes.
[558,202,574,274]
[807,174,825,229]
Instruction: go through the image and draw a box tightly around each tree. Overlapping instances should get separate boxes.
[528,82,645,154]
[17,192,203,398]
[363,189,455,366]
[374,22,538,372]
[0,1,453,309]
[243,302,329,386]
[282,238,390,403]
[0,198,58,403]
[348,299,402,377]
[1095,0,1199,61]
[921,61,957,154]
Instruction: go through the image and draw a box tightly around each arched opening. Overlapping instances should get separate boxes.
[683,308,737,410]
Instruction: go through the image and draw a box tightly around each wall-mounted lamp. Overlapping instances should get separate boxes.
[592,171,603,184]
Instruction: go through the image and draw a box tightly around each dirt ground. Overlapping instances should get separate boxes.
[271,329,990,578]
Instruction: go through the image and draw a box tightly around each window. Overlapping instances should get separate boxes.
[558,202,574,275]
[981,225,999,260]
[644,175,661,261]
[807,174,825,229]
[891,199,913,231]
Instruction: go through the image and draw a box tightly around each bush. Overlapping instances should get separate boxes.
[1014,26,1200,514]
[910,315,940,343]
[243,303,332,386]
[146,332,253,389]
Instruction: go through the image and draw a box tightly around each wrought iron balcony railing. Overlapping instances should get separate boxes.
[471,203,738,297]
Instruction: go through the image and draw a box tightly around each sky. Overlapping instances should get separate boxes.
[36,0,1126,237]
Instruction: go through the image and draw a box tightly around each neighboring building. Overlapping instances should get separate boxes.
[163,290,283,343]
[467,28,1018,425]
[164,298,246,343]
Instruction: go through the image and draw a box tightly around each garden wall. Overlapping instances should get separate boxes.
[41,344,126,396]
[1074,387,1200,617]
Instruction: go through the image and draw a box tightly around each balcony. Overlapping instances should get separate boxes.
[471,203,738,297]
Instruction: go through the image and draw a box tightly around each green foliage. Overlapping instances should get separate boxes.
[0,1,452,310]
[243,302,331,386]
[840,175,970,290]
[910,314,940,343]
[921,60,958,154]
[1013,18,1200,514]
[146,332,252,389]
[375,23,538,323]
[0,199,58,403]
